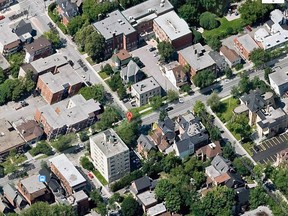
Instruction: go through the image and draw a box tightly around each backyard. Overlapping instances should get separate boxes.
[1,152,27,175]
[215,97,239,123]
[203,17,245,39]
[93,170,108,186]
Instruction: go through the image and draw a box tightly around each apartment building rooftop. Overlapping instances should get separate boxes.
[19,175,46,194]
[49,154,86,188]
[131,77,160,95]
[37,94,101,129]
[147,203,167,216]
[179,43,215,71]
[0,24,19,46]
[122,0,173,26]
[237,34,259,53]
[269,67,288,86]
[90,128,129,158]
[93,10,136,40]
[154,11,191,41]
[25,36,51,54]
[39,64,80,93]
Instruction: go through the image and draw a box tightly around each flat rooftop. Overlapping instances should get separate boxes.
[30,53,67,73]
[269,67,288,86]
[0,54,10,71]
[122,0,173,25]
[137,191,157,206]
[237,34,259,52]
[154,11,191,41]
[131,77,161,95]
[93,10,136,40]
[20,175,46,194]
[179,43,215,71]
[90,128,129,158]
[37,94,101,129]
[0,119,25,154]
[49,154,86,188]
[0,24,19,46]
[147,203,167,216]
[39,64,81,93]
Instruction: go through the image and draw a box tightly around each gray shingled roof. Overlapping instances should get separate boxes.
[137,134,155,151]
[211,155,231,174]
[120,60,140,82]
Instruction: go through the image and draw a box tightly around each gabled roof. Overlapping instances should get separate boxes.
[240,90,266,112]
[196,142,222,159]
[120,60,140,79]
[114,49,131,61]
[3,184,17,202]
[226,172,245,188]
[137,134,156,151]
[235,187,250,205]
[132,176,151,193]
[220,45,241,63]
[158,117,175,134]
[211,155,231,174]
[14,19,34,37]
[25,36,51,55]
[56,0,79,20]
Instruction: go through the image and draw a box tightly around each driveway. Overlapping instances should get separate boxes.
[252,132,288,164]
[130,44,178,92]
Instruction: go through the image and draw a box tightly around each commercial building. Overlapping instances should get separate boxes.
[24,36,53,63]
[56,0,82,26]
[233,34,259,60]
[219,45,242,67]
[178,43,216,77]
[153,11,192,50]
[35,94,101,140]
[93,10,138,57]
[0,24,20,56]
[122,0,174,36]
[131,77,161,107]
[90,129,130,183]
[49,154,87,195]
[36,64,82,104]
[18,53,68,80]
[0,119,26,157]
[17,175,51,205]
[269,67,288,96]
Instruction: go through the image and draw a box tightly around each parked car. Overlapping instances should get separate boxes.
[88,172,94,179]
[149,47,156,52]
[20,101,28,107]
[246,25,252,32]
[166,107,173,112]
[0,15,5,20]
[179,98,184,103]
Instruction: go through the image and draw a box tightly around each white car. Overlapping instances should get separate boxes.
[179,98,184,103]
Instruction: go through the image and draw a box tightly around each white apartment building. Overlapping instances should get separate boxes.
[90,129,130,183]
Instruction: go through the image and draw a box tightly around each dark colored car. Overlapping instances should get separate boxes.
[148,47,156,52]
[20,101,29,107]
[0,15,5,20]
[246,25,252,32]
[166,107,173,112]
[254,145,260,152]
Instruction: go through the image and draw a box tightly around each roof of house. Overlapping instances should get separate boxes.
[240,90,266,112]
[56,0,79,20]
[14,19,33,37]
[37,94,101,129]
[15,119,43,142]
[122,0,174,26]
[174,138,195,154]
[0,24,20,47]
[236,34,259,53]
[131,77,161,95]
[196,142,222,159]
[0,119,26,155]
[20,175,47,194]
[211,155,231,174]
[93,10,136,40]
[154,11,191,41]
[89,129,129,158]
[147,203,167,216]
[205,165,221,178]
[269,66,288,86]
[120,60,140,79]
[226,172,245,188]
[220,45,241,63]
[39,64,81,93]
[178,43,215,72]
[266,20,274,28]
[137,134,156,151]
[137,190,157,207]
[49,154,86,188]
[3,184,17,202]
[235,187,250,205]
[132,176,151,192]
[25,36,51,55]
[214,172,231,184]
[270,9,284,24]
[0,53,10,71]
[208,51,227,69]
[164,61,187,83]
[73,190,88,203]
[30,53,68,74]
[113,49,131,61]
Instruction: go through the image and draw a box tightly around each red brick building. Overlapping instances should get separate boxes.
[233,34,259,60]
[36,64,82,104]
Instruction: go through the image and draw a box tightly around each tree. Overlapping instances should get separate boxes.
[67,16,87,36]
[120,0,145,8]
[272,167,288,197]
[227,114,252,140]
[0,68,6,84]
[192,70,216,88]
[51,134,75,152]
[232,157,251,176]
[192,29,204,44]
[30,141,53,156]
[264,67,272,82]
[206,91,221,112]
[90,190,107,216]
[79,84,105,103]
[8,52,24,78]
[121,196,143,216]
[193,100,205,115]
[80,156,94,170]
[181,84,191,93]
[79,131,89,142]
[250,48,270,68]
[165,189,182,213]
[117,85,127,100]
[178,4,199,26]
[249,186,269,209]
[96,106,121,131]
[85,32,105,63]
[116,120,140,147]
[102,63,114,76]
[159,109,168,121]
[200,0,230,16]
[199,12,219,30]
[155,179,174,201]
[224,67,233,79]
[238,73,252,94]
[150,96,163,110]
[108,73,122,91]
[231,86,240,98]
[157,41,174,63]
[43,29,61,49]
[21,202,75,216]
[75,25,95,52]
[167,89,179,102]
[207,37,221,51]
[222,142,236,161]
[24,71,36,93]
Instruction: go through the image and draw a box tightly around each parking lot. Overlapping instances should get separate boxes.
[251,132,288,164]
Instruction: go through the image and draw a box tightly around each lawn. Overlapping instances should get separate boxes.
[216,97,239,123]
[1,154,27,175]
[93,170,108,186]
[86,57,96,66]
[99,71,109,80]
[203,17,246,39]
[242,142,253,156]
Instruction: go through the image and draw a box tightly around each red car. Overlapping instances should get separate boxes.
[246,25,252,32]
[88,172,94,179]
[0,15,5,20]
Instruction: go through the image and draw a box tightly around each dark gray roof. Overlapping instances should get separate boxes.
[174,138,195,154]
[14,19,34,37]
[211,155,231,174]
[120,60,140,80]
[137,134,156,151]
[235,187,250,205]
[240,90,266,112]
[56,0,79,20]
[158,117,175,133]
[133,176,151,192]
[266,20,274,28]
[209,51,227,69]
[226,172,245,188]
[3,184,17,202]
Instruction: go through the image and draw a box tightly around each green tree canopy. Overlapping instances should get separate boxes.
[80,156,94,171]
[116,120,140,147]
[155,179,174,201]
[249,48,270,68]
[79,84,105,103]
[227,114,252,140]
[193,100,205,115]
[207,37,222,51]
[192,70,216,88]
[249,186,269,209]
[178,4,199,26]
[96,106,121,131]
[206,91,221,112]
[121,196,143,216]
[150,96,163,110]
[67,15,87,36]
[232,157,253,176]
[84,32,105,63]
[167,89,179,102]
[159,109,168,121]
[43,29,61,49]
[199,12,220,30]
[157,41,175,63]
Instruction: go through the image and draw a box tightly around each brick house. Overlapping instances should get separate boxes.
[233,34,259,60]
[56,0,82,26]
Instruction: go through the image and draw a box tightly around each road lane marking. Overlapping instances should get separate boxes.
[260,144,266,151]
[270,156,275,162]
